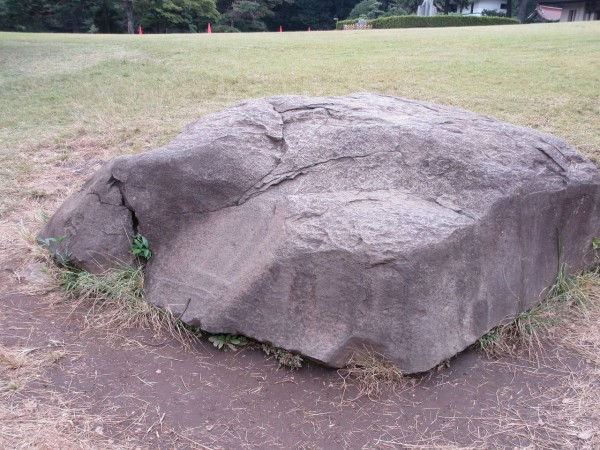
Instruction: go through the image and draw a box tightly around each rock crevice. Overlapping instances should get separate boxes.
[108,174,139,236]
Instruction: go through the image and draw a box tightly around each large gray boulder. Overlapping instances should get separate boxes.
[40,93,600,373]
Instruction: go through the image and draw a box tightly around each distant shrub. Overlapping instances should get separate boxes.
[481,9,507,17]
[336,15,519,29]
[212,24,241,33]
[336,19,360,29]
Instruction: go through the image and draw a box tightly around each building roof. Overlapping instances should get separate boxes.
[533,4,563,20]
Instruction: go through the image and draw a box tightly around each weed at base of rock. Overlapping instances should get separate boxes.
[36,236,72,268]
[209,334,247,351]
[476,310,545,358]
[547,260,576,300]
[261,344,303,370]
[175,321,203,338]
[43,248,306,366]
[52,265,194,346]
[477,264,599,359]
[131,233,151,261]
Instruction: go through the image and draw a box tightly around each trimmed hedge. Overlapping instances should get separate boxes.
[336,15,519,30]
[336,19,360,29]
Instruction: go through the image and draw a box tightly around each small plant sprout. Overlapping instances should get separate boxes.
[592,237,600,251]
[208,334,248,351]
[37,236,72,267]
[132,234,151,260]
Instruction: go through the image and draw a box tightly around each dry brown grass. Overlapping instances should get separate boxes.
[337,350,413,401]
[548,270,600,367]
[371,356,600,449]
[0,341,142,449]
[0,344,67,396]
[0,395,113,450]
[331,269,600,448]
[0,344,127,450]
[0,346,25,371]
[0,201,60,290]
[477,266,599,360]
[438,366,600,449]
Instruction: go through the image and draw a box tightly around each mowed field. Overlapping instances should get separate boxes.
[1,22,600,214]
[1,22,600,449]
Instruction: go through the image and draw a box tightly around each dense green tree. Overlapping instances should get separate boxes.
[348,0,409,17]
[133,0,219,32]
[215,0,292,31]
[117,0,134,32]
[381,0,407,16]
[0,0,102,32]
[269,0,341,30]
[56,0,102,32]
[269,0,382,30]
[331,0,363,19]
[0,0,41,31]
[381,0,418,14]
[0,0,218,33]
[435,0,452,14]
[217,0,266,30]
[348,0,384,18]
[91,0,122,33]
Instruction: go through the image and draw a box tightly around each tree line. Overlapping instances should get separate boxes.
[0,0,535,33]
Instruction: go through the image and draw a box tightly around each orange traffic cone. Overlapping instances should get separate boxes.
[308,27,311,32]
[279,25,283,32]
[138,26,142,35]
[208,23,212,34]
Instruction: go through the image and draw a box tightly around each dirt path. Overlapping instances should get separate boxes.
[1,264,598,449]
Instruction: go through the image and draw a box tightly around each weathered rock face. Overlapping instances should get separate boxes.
[40,93,600,373]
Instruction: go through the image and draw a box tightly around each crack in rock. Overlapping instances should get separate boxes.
[237,150,403,206]
[108,175,139,235]
[536,145,567,173]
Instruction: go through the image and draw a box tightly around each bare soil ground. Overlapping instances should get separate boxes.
[1,259,599,449]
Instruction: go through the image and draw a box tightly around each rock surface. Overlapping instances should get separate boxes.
[40,93,600,373]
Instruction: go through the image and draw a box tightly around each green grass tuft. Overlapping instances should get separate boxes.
[54,265,192,344]
[58,265,144,301]
[477,265,597,358]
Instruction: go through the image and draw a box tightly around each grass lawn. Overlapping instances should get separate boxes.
[1,22,599,215]
[1,22,600,448]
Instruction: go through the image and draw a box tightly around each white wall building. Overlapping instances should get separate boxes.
[460,0,508,15]
[539,1,600,21]
[457,0,599,20]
